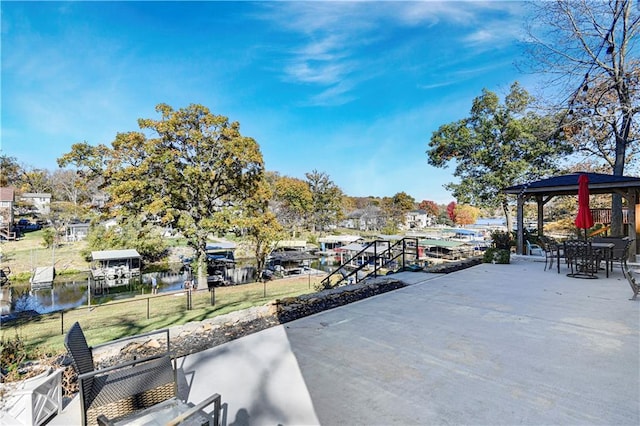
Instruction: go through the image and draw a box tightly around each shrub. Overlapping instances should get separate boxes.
[0,333,43,382]
[490,230,513,250]
[41,227,56,248]
[483,248,510,264]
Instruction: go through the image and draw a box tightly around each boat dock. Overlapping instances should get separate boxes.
[30,266,55,288]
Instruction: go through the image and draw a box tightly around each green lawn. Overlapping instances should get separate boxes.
[1,275,323,354]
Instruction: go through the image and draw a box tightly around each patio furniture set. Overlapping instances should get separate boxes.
[538,235,638,298]
[539,236,633,278]
[64,322,222,426]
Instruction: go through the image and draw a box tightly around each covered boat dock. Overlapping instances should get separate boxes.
[90,249,142,280]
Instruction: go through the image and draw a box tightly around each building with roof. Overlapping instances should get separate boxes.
[317,235,364,252]
[19,193,51,215]
[404,209,433,229]
[90,249,142,281]
[504,172,640,260]
[0,188,16,240]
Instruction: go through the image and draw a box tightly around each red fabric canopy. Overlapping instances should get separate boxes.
[575,174,594,229]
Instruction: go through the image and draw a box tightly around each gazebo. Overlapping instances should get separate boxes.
[504,172,640,261]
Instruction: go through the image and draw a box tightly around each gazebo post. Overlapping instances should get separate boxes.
[516,195,525,255]
[536,195,544,236]
[630,189,638,262]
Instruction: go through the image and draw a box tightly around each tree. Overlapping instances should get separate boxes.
[418,200,440,218]
[382,192,416,229]
[41,228,56,249]
[0,156,22,187]
[20,167,52,194]
[245,211,284,278]
[446,201,457,223]
[524,0,640,235]
[454,204,481,226]
[240,178,285,278]
[59,104,266,287]
[51,169,89,207]
[427,82,572,231]
[83,218,168,262]
[305,170,344,232]
[272,175,313,236]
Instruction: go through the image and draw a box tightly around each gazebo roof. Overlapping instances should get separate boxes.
[504,172,640,196]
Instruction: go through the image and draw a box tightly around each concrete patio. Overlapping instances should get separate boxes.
[50,256,639,425]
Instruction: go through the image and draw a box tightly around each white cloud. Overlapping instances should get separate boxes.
[257,2,525,106]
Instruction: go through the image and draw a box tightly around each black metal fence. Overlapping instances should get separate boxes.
[1,271,324,349]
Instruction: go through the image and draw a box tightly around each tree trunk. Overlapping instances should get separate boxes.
[610,195,624,236]
[611,105,633,237]
[197,252,208,289]
[502,201,513,233]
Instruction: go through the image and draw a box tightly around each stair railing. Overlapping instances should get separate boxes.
[319,237,420,289]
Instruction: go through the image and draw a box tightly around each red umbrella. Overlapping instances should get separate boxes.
[575,174,594,238]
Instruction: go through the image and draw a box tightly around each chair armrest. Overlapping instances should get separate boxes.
[96,414,111,426]
[78,353,167,381]
[166,394,222,426]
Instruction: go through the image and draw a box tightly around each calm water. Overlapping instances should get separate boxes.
[1,256,340,316]
[1,263,262,316]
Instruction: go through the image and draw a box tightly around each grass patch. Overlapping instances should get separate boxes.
[2,235,90,279]
[1,275,323,355]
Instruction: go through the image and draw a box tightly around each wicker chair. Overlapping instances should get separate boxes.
[64,322,176,426]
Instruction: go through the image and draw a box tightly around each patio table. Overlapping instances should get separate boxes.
[97,394,221,426]
[591,242,615,278]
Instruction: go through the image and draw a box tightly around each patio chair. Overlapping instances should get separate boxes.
[564,239,599,279]
[539,236,565,272]
[526,240,544,256]
[65,322,221,426]
[611,238,633,277]
[592,237,633,277]
[622,262,639,300]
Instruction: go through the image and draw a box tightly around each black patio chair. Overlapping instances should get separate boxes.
[65,322,221,426]
[539,236,565,272]
[564,239,599,279]
[612,238,634,278]
[622,261,639,300]
[592,237,634,277]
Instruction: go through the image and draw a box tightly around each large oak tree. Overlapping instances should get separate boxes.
[59,104,266,287]
[427,82,571,231]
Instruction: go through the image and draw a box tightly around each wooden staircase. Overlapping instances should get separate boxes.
[0,225,16,241]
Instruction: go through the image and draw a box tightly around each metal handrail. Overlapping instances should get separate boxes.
[319,237,419,289]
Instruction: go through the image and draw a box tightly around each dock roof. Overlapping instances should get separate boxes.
[91,249,141,261]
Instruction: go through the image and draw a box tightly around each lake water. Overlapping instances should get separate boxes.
[1,256,341,317]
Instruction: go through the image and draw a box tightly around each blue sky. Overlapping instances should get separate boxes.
[1,1,535,204]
